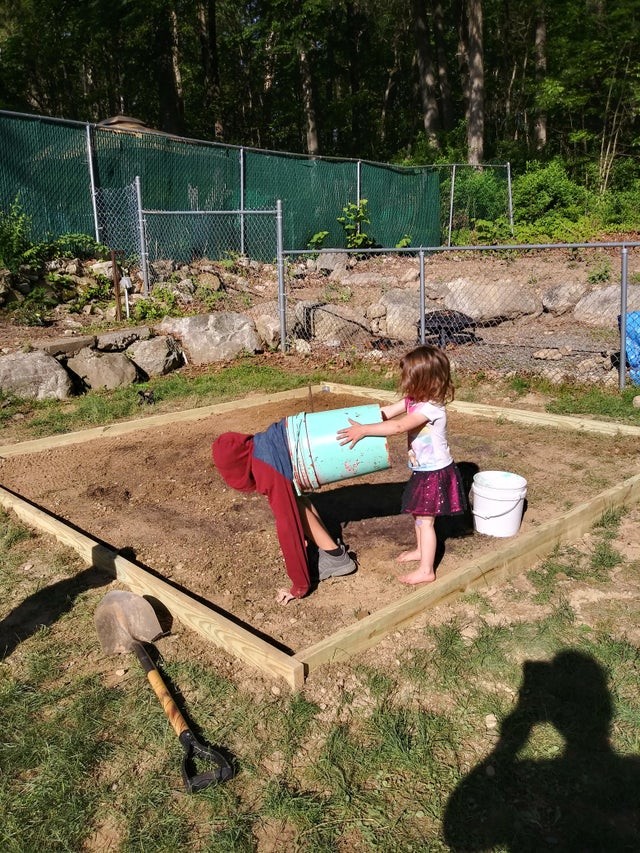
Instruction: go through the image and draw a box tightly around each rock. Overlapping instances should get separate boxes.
[157,313,261,363]
[38,335,97,358]
[446,277,542,321]
[574,284,640,327]
[127,335,182,377]
[66,348,138,390]
[96,326,151,352]
[542,281,588,314]
[0,350,73,400]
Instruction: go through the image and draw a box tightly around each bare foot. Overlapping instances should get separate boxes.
[398,567,436,585]
[276,588,295,605]
[396,549,421,563]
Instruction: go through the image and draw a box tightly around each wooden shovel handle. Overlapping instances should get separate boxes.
[133,641,189,738]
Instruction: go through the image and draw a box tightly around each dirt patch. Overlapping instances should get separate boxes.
[0,389,637,662]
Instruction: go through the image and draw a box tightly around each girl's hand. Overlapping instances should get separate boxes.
[276,588,295,605]
[337,418,364,448]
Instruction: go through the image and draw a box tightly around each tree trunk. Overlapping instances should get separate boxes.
[465,0,484,165]
[155,3,185,134]
[412,0,441,148]
[299,49,319,155]
[197,1,223,140]
[533,3,547,151]
[432,0,454,131]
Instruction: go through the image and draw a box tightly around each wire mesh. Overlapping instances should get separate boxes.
[282,244,640,388]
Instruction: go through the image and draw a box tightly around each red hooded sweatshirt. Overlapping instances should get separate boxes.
[212,430,310,598]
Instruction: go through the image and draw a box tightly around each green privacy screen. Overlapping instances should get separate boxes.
[0,111,441,255]
[0,114,94,238]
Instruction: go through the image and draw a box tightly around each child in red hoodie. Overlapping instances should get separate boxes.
[212,418,355,605]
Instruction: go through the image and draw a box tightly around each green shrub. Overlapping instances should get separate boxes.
[0,198,32,272]
[512,161,587,224]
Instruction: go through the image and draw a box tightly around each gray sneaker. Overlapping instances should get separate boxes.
[318,545,357,581]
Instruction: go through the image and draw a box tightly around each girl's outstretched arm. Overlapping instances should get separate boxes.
[337,410,427,448]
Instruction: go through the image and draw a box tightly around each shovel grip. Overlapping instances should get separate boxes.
[133,642,189,738]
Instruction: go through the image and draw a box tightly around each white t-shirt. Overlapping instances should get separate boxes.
[405,398,453,471]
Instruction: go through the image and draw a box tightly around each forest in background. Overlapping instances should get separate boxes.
[0,1,639,240]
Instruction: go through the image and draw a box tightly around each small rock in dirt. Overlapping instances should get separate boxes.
[271,685,282,697]
[485,713,498,730]
[633,395,640,408]
[20,562,34,571]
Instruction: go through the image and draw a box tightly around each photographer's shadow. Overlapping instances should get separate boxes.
[443,649,640,851]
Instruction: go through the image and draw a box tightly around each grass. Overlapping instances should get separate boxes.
[0,356,639,444]
[0,503,639,851]
[0,361,639,850]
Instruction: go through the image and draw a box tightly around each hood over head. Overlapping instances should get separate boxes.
[212,432,255,492]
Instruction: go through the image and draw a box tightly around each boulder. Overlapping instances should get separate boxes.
[573,284,640,327]
[66,348,138,390]
[95,326,151,351]
[445,277,542,322]
[127,335,182,377]
[0,350,72,400]
[158,313,261,363]
[542,281,589,315]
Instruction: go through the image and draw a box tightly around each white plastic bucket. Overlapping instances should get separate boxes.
[470,470,527,537]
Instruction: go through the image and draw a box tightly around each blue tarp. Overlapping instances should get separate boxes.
[623,311,640,385]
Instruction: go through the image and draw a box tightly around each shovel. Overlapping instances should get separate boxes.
[95,589,234,792]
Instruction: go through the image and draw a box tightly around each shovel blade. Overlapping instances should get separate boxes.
[95,590,163,655]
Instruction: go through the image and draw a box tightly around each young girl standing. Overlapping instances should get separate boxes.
[337,345,467,585]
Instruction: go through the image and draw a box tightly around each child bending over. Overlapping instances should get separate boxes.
[212,420,355,606]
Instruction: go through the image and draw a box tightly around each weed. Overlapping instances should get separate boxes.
[337,200,376,250]
[587,257,612,284]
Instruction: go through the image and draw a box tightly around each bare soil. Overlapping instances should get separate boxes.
[0,388,637,665]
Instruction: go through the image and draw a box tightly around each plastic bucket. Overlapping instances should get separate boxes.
[286,404,391,490]
[470,470,527,537]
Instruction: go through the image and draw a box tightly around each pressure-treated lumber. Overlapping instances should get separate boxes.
[2,383,639,687]
[322,382,640,438]
[295,471,640,673]
[0,386,315,458]
[0,486,304,690]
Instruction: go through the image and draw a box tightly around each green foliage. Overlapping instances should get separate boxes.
[587,257,611,284]
[0,198,32,272]
[513,161,587,225]
[308,230,329,251]
[337,199,376,250]
[395,234,412,249]
[132,289,181,322]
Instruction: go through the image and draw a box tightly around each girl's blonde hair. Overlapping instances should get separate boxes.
[399,345,454,404]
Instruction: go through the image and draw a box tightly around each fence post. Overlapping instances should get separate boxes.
[135,176,150,296]
[240,147,246,256]
[276,200,286,353]
[447,164,456,247]
[619,246,628,390]
[85,124,101,243]
[419,249,426,345]
[506,162,514,235]
[357,160,362,207]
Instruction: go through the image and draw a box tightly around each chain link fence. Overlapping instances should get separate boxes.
[281,243,640,389]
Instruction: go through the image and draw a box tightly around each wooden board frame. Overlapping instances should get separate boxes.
[1,384,639,689]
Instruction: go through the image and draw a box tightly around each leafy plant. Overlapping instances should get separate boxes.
[0,197,32,272]
[395,234,412,249]
[308,230,329,252]
[337,199,376,250]
[587,257,611,284]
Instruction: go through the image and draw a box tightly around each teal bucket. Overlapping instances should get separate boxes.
[285,404,391,490]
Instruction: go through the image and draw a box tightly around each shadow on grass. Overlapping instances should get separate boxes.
[0,566,112,660]
[443,649,640,850]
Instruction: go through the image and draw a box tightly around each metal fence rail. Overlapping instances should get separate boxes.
[282,243,640,390]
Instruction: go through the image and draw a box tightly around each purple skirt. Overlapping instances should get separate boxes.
[401,462,467,517]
